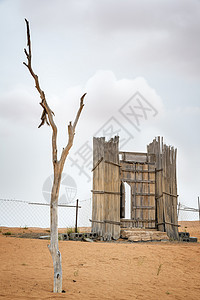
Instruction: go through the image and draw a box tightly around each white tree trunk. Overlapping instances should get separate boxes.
[48,174,62,293]
[48,200,62,292]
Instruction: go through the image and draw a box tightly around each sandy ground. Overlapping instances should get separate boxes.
[0,222,200,300]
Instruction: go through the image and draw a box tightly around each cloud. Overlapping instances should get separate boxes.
[16,0,200,80]
[0,88,40,127]
[0,0,199,215]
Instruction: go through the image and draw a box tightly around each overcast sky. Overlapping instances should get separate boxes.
[0,0,200,224]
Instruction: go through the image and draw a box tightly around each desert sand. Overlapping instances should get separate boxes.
[0,222,200,300]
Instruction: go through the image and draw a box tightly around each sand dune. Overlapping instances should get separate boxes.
[0,222,200,300]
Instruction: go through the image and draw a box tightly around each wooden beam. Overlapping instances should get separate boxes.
[91,157,103,172]
[104,160,121,167]
[132,206,155,210]
[157,222,180,227]
[122,179,155,183]
[121,169,155,173]
[91,190,120,195]
[120,160,155,165]
[132,193,155,196]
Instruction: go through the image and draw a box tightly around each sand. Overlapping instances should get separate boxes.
[0,222,200,300]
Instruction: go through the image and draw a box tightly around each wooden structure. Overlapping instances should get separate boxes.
[92,137,120,240]
[91,136,179,240]
[120,152,156,230]
[147,137,179,240]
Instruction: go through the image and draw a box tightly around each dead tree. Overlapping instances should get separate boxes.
[23,19,86,293]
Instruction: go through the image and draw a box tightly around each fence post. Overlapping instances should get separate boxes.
[177,202,181,219]
[198,196,200,221]
[75,199,79,233]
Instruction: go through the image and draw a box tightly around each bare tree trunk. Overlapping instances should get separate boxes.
[48,170,62,292]
[23,19,86,293]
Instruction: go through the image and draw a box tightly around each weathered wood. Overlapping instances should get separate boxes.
[120,160,155,165]
[157,222,180,227]
[120,156,156,229]
[122,179,155,183]
[121,219,156,222]
[155,168,163,172]
[121,169,156,173]
[90,219,121,225]
[149,163,156,228]
[132,193,155,196]
[91,190,120,195]
[92,137,120,240]
[132,206,155,210]
[104,160,121,167]
[163,191,179,197]
[91,157,104,172]
[147,137,179,240]
[92,136,178,240]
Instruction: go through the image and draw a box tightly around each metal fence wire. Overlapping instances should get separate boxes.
[0,198,92,228]
[0,198,200,233]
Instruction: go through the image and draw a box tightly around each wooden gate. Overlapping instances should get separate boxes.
[120,152,156,229]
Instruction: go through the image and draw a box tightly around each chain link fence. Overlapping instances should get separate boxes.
[1,198,200,240]
[0,198,92,229]
[178,202,200,240]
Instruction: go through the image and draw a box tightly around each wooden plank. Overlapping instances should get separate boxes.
[104,160,121,167]
[163,191,178,197]
[133,193,155,196]
[136,163,142,227]
[91,190,120,195]
[122,179,155,183]
[104,137,120,240]
[120,219,156,223]
[147,137,164,232]
[119,151,148,156]
[91,157,103,172]
[121,169,155,173]
[120,160,155,165]
[90,219,121,225]
[149,163,155,228]
[157,222,180,227]
[92,137,106,235]
[143,163,148,228]
[132,206,155,210]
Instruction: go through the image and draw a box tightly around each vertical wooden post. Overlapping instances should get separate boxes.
[75,199,79,233]
[198,196,200,222]
[177,202,181,219]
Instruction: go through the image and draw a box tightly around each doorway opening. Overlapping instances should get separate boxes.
[120,182,131,219]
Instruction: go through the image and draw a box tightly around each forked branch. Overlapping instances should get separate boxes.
[60,92,86,170]
[24,19,86,166]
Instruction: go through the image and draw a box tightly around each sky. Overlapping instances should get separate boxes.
[0,0,200,226]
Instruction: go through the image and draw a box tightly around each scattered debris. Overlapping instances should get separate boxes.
[178,232,198,242]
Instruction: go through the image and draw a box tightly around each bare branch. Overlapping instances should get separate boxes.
[73,93,86,131]
[24,19,58,163]
[59,93,86,170]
